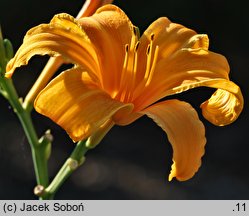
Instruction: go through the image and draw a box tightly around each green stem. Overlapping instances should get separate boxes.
[1,32,49,199]
[18,108,49,187]
[44,140,89,199]
[0,77,49,191]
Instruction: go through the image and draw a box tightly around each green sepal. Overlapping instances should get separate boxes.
[0,27,14,71]
[3,39,14,60]
[0,26,6,69]
[39,130,53,160]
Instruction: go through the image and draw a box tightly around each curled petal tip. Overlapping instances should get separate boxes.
[201,83,244,126]
[5,62,14,78]
[76,0,114,19]
[185,34,209,50]
[168,163,176,181]
[4,71,12,78]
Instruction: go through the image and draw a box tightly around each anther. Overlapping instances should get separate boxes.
[147,45,151,55]
[133,26,137,35]
[125,44,129,52]
[150,33,155,41]
[135,42,140,52]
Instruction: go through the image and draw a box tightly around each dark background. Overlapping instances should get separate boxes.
[0,0,248,199]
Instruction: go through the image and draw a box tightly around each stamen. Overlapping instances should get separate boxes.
[144,33,155,81]
[121,44,129,81]
[132,33,158,100]
[118,27,141,102]
[120,27,139,102]
[133,51,138,78]
[130,26,138,52]
[144,44,152,80]
[126,42,140,101]
[145,45,159,87]
[133,42,140,78]
[117,44,129,100]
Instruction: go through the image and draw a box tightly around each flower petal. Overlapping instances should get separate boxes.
[141,17,198,58]
[134,42,229,107]
[132,16,243,126]
[6,13,100,79]
[142,99,206,181]
[133,44,243,126]
[77,5,136,94]
[135,17,198,84]
[34,67,133,141]
[133,17,213,102]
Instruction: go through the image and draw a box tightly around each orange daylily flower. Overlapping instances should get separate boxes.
[6,5,243,181]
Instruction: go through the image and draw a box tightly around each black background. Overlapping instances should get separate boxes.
[0,0,248,199]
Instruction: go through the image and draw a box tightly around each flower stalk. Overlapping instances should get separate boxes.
[0,74,50,188]
[0,75,50,189]
[41,140,89,199]
[0,30,49,197]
